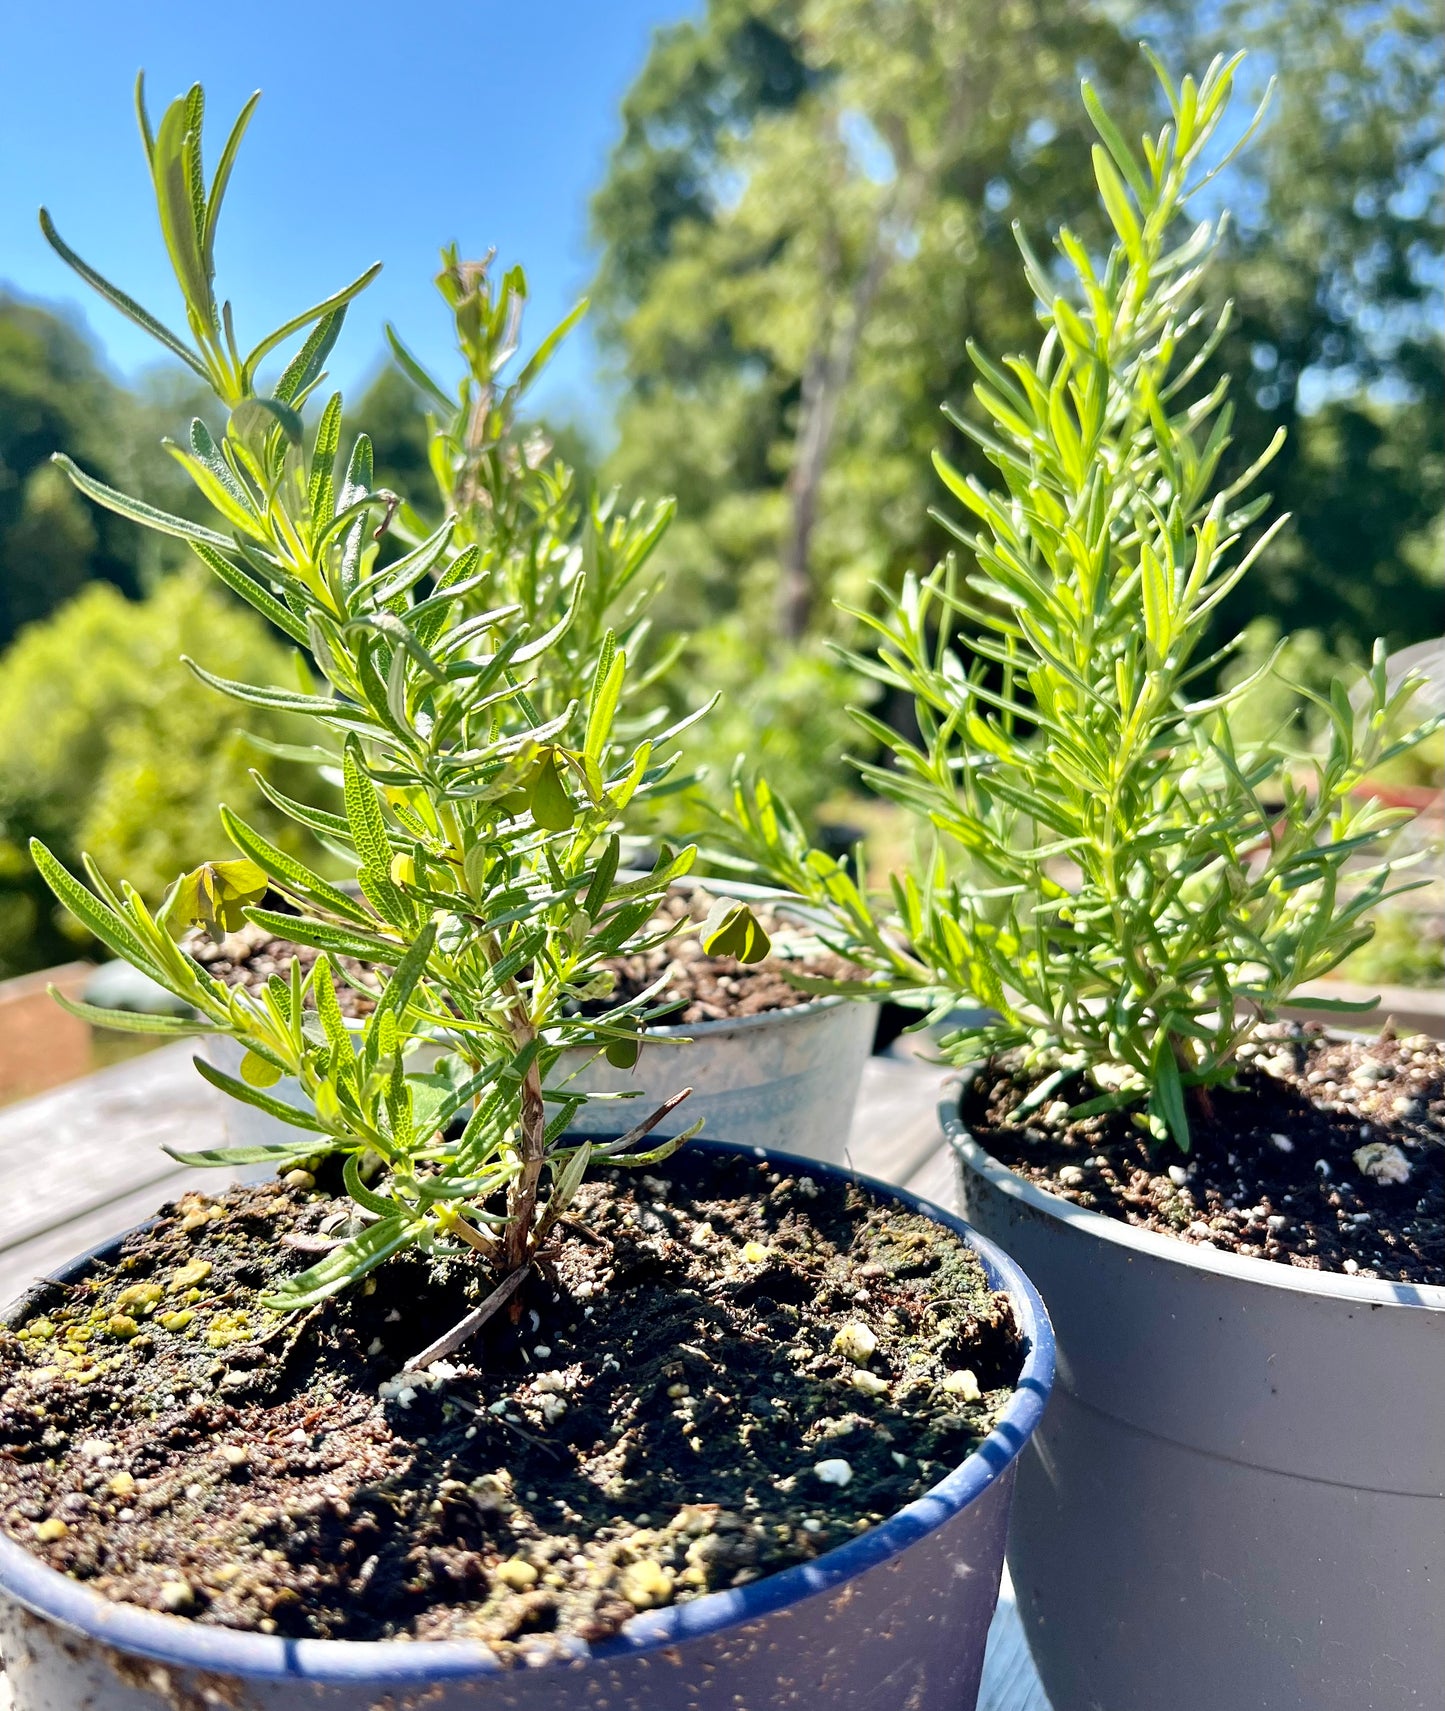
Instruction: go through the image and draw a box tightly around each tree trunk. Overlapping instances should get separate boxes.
[778,176,920,642]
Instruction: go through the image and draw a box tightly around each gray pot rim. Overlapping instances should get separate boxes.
[328,988,862,1050]
[942,1066,1445,1313]
[0,1134,1054,1687]
[624,987,860,1043]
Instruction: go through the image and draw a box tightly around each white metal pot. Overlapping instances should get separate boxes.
[554,993,877,1158]
[202,994,876,1167]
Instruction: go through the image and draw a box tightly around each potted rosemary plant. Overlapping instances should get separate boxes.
[191,236,878,1162]
[730,53,1445,1711]
[0,79,1052,1711]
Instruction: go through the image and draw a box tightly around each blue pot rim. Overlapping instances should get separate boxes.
[0,1135,1055,1684]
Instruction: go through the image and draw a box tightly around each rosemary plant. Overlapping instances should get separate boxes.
[385,253,685,744]
[729,53,1440,1148]
[32,79,766,1324]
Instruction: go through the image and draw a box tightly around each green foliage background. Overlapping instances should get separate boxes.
[583,0,1442,814]
[0,567,322,977]
[0,295,213,644]
[0,0,1439,974]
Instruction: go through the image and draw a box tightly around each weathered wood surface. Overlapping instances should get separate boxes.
[0,1042,232,1306]
[0,1046,1049,1710]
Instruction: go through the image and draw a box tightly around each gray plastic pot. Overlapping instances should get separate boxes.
[0,1137,1054,1711]
[943,1074,1445,1711]
[203,994,877,1165]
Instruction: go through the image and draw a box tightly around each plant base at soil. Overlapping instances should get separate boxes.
[967,1023,1444,1282]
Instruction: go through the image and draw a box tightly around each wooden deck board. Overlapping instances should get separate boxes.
[0,1047,1049,1709]
[0,1042,233,1306]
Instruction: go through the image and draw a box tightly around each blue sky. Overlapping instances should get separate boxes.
[0,0,691,418]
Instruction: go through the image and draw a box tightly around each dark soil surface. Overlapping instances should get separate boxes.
[184,888,859,1027]
[185,923,381,1017]
[965,1024,1445,1284]
[592,888,860,1023]
[0,1152,1019,1655]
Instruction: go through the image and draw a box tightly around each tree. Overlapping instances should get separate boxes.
[590,0,1442,819]
[592,1,1158,627]
[0,296,209,646]
[1197,0,1444,651]
[589,0,1160,810]
[0,298,133,643]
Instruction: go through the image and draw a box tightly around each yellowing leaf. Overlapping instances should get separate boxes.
[700,898,772,965]
[163,857,267,941]
[240,1051,282,1089]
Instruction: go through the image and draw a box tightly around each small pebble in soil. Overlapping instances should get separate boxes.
[1353,1061,1392,1086]
[619,1559,674,1610]
[814,1459,854,1488]
[1354,1142,1411,1185]
[832,1322,877,1364]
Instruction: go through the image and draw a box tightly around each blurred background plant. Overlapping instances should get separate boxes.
[0,572,325,978]
[0,0,1438,978]
[582,0,1442,821]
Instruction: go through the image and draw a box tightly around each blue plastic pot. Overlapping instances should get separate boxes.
[0,1139,1053,1711]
